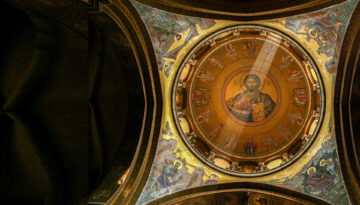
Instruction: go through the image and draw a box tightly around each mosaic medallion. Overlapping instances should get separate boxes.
[172,25,324,176]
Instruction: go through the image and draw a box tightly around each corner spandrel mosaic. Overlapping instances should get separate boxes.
[131,0,358,204]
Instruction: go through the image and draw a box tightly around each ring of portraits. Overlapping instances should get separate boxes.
[173,25,324,176]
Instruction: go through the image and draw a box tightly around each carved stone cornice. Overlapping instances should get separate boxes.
[335,1,360,204]
[135,0,345,21]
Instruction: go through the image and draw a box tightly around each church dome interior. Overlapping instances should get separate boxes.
[1,0,360,205]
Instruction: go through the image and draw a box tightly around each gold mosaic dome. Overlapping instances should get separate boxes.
[172,25,324,176]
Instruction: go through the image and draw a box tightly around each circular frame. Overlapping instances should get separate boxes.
[172,24,325,177]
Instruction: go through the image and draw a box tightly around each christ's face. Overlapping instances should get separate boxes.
[245,77,259,91]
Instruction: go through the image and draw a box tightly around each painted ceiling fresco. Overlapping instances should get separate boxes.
[129,0,358,204]
[172,25,324,177]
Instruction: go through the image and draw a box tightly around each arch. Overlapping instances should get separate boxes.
[148,182,331,205]
[133,0,345,21]
[90,0,163,204]
[334,1,360,204]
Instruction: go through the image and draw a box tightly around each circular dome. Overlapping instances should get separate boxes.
[172,25,324,176]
